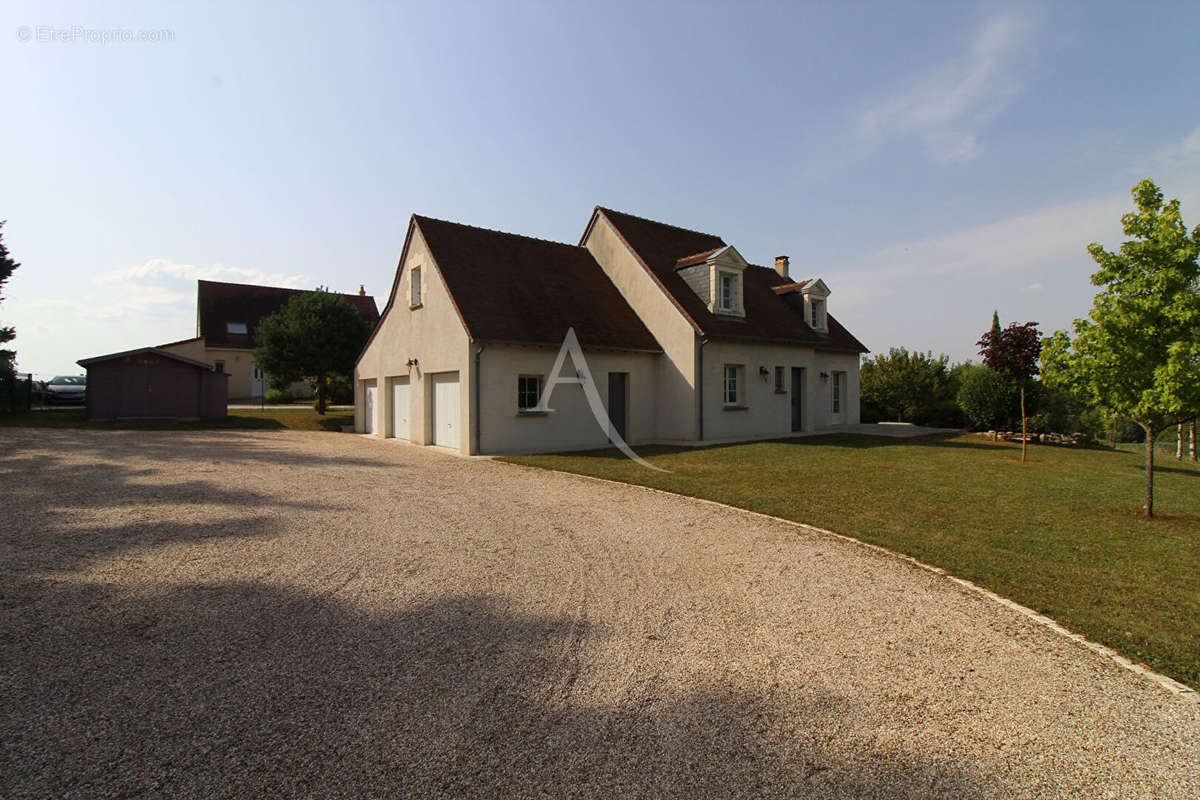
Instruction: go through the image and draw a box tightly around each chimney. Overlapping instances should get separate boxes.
[774,255,790,279]
[358,284,366,296]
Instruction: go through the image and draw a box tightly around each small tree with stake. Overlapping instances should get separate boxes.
[253,289,371,415]
[977,321,1042,463]
[1042,179,1200,518]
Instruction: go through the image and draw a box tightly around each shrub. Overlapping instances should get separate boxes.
[956,365,1017,430]
[265,388,292,404]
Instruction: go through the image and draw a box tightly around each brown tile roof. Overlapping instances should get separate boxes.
[414,216,661,352]
[674,247,724,268]
[595,208,868,353]
[197,280,379,349]
[771,280,811,295]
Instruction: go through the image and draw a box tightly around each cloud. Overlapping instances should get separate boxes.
[94,258,312,289]
[1021,282,1043,292]
[860,14,1036,162]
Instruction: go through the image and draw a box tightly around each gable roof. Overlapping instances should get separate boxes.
[410,215,661,352]
[197,280,379,349]
[79,346,217,371]
[592,207,868,353]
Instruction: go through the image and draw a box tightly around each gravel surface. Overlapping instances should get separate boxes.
[2,428,1198,799]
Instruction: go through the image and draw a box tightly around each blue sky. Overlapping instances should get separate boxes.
[3,0,1199,377]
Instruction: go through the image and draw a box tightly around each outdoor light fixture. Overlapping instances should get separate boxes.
[406,358,419,368]
[759,366,769,378]
[820,371,829,381]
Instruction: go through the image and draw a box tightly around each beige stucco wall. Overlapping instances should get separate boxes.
[354,225,472,451]
[700,341,861,441]
[158,341,294,401]
[582,214,700,441]
[476,344,658,455]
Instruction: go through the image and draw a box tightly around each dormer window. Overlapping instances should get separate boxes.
[810,299,824,330]
[718,271,739,313]
[226,322,248,335]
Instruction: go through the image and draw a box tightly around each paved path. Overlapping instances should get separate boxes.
[2,429,1197,798]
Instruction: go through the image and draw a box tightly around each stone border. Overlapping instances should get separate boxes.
[508,463,1200,705]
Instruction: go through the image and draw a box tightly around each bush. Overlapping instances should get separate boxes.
[265,388,292,404]
[956,365,1016,430]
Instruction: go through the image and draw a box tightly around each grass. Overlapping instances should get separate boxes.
[0,407,353,432]
[504,434,1200,689]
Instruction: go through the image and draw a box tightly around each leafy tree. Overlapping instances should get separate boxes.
[978,321,1042,462]
[0,221,19,379]
[1042,179,1200,517]
[253,289,371,415]
[956,365,1016,432]
[860,347,950,422]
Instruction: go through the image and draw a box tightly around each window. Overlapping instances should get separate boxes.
[832,371,841,413]
[517,375,542,410]
[226,322,248,335]
[410,267,422,307]
[774,366,785,393]
[718,272,738,313]
[214,360,225,374]
[723,365,741,406]
[810,299,824,329]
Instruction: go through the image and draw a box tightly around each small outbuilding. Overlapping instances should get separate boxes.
[78,347,229,420]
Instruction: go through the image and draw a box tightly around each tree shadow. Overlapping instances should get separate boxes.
[1,581,997,798]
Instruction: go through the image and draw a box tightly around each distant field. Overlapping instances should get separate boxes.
[505,434,1200,688]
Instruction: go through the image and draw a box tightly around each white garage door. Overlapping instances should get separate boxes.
[390,377,410,440]
[363,382,377,434]
[431,372,460,449]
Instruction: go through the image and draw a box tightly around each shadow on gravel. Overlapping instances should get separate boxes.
[1,586,997,799]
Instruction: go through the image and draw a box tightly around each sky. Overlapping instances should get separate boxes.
[3,0,1199,378]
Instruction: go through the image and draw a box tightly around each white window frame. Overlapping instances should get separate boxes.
[774,366,785,393]
[517,375,542,411]
[831,370,842,413]
[723,364,742,406]
[718,271,738,313]
[810,299,824,330]
[410,266,422,308]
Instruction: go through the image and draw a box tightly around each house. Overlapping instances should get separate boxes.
[160,280,380,401]
[354,208,868,455]
[78,347,228,420]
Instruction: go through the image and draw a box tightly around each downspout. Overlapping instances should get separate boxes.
[697,336,709,441]
[474,342,486,455]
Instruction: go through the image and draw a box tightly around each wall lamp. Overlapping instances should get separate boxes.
[758,366,770,378]
[819,371,829,381]
[406,358,419,368]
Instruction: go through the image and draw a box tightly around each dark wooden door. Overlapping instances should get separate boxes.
[608,372,628,439]
[791,367,804,432]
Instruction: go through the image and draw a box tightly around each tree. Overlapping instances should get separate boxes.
[956,364,1016,431]
[1042,179,1200,517]
[0,221,19,379]
[860,347,950,422]
[253,289,371,414]
[978,321,1042,463]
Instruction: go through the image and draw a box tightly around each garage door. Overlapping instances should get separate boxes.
[431,372,460,449]
[390,377,410,440]
[363,382,377,434]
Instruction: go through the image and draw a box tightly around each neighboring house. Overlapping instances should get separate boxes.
[355,208,868,455]
[161,280,380,401]
[78,346,228,420]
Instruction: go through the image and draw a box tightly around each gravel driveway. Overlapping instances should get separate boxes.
[2,429,1197,798]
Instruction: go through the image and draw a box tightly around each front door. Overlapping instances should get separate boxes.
[791,367,804,432]
[250,362,267,399]
[607,372,628,439]
[831,371,844,425]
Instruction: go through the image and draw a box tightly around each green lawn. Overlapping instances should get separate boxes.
[0,407,353,432]
[504,434,1200,689]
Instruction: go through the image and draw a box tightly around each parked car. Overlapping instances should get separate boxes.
[44,375,87,405]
